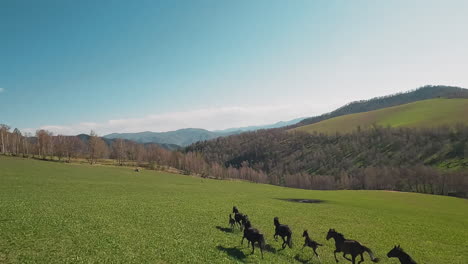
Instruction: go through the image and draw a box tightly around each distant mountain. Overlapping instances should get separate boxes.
[104,128,237,147]
[78,133,180,150]
[103,118,305,147]
[292,85,468,128]
[216,117,306,133]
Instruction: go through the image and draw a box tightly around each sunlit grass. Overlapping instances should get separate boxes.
[0,156,467,263]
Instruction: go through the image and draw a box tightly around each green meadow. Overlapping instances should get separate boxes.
[293,98,468,134]
[1,156,467,263]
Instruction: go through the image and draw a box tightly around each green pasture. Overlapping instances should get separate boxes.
[0,156,467,263]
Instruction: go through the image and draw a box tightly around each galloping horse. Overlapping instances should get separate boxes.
[302,230,322,258]
[241,220,265,258]
[387,245,417,264]
[326,229,380,264]
[273,217,292,249]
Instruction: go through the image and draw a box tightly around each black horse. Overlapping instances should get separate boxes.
[232,206,248,230]
[273,217,292,249]
[302,230,322,258]
[241,220,265,258]
[387,245,417,264]
[326,229,380,264]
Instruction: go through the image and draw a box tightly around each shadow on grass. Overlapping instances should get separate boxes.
[275,198,326,204]
[264,244,277,254]
[294,254,321,264]
[215,225,234,233]
[294,254,309,263]
[216,245,246,262]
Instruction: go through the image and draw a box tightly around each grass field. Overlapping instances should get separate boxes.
[1,156,467,263]
[293,98,468,134]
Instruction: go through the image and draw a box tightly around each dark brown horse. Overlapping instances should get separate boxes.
[387,245,417,264]
[241,220,265,258]
[232,206,248,230]
[326,229,379,264]
[302,230,322,258]
[273,217,292,249]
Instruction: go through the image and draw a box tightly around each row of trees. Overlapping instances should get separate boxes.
[0,124,269,184]
[2,123,467,197]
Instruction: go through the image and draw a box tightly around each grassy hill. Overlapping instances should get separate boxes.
[1,156,467,263]
[293,98,468,134]
[293,85,468,129]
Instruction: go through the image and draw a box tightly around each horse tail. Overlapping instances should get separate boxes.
[287,234,292,248]
[259,234,266,249]
[363,245,380,263]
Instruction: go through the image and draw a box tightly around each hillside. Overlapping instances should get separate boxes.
[1,156,467,263]
[293,98,468,134]
[104,118,304,147]
[292,85,468,128]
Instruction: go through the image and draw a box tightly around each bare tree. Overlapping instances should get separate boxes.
[0,124,11,154]
[87,131,108,164]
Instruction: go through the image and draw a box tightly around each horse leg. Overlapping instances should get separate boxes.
[313,248,319,257]
[334,250,339,263]
[281,236,286,249]
[358,253,365,264]
[351,255,356,264]
[251,241,255,254]
[343,253,353,262]
[260,243,264,259]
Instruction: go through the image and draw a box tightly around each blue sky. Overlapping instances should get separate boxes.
[1,0,468,135]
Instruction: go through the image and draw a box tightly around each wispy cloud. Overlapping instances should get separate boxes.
[22,103,339,136]
[0,88,4,93]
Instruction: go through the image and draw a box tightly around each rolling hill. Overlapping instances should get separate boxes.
[292,85,468,128]
[292,98,468,134]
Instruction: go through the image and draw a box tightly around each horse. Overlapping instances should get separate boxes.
[302,230,322,258]
[234,213,248,230]
[326,229,380,264]
[241,220,265,258]
[273,217,292,249]
[387,245,417,264]
[229,214,236,229]
[232,206,248,230]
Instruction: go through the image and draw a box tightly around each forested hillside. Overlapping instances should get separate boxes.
[186,125,468,196]
[293,85,468,128]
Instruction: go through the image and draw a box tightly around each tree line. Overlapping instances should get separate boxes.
[0,124,268,184]
[2,123,467,197]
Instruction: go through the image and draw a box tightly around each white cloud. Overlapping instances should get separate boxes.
[21,103,340,136]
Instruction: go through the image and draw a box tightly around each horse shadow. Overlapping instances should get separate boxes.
[294,254,311,263]
[294,254,321,264]
[215,225,234,233]
[264,244,277,254]
[216,245,246,262]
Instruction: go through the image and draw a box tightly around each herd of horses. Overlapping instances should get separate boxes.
[228,206,417,264]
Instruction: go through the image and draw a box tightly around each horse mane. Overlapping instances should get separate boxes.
[334,231,345,240]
